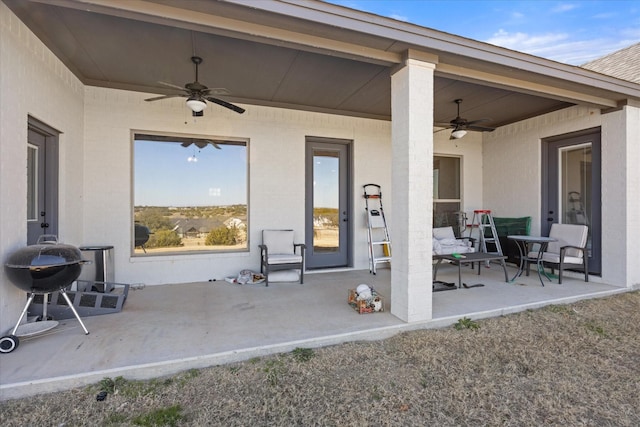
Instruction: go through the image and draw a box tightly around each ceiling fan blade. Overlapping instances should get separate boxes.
[466,118,490,125]
[194,141,209,149]
[180,141,193,147]
[145,94,184,102]
[203,88,231,96]
[434,122,454,128]
[206,97,246,114]
[467,124,496,132]
[206,140,222,149]
[433,128,450,134]
[157,81,188,91]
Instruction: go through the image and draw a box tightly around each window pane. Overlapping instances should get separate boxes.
[434,202,463,234]
[27,145,37,221]
[133,134,248,255]
[433,156,462,236]
[433,156,460,199]
[561,144,591,226]
[313,151,339,253]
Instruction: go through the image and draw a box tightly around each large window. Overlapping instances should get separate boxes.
[133,133,248,255]
[433,156,463,236]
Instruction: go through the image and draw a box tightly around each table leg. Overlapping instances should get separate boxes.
[500,259,509,282]
[510,241,526,281]
[457,261,462,289]
[434,258,443,281]
[534,243,552,287]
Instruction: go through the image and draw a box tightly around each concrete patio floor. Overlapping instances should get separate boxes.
[0,263,627,401]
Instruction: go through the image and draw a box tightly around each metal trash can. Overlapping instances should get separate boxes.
[78,245,114,292]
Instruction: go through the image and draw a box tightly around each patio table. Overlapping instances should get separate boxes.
[433,252,509,289]
[508,235,557,286]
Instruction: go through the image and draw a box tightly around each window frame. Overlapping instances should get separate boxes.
[433,155,463,235]
[131,130,250,257]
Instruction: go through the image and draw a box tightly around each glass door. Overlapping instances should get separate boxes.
[305,138,351,269]
[27,121,59,245]
[543,130,601,275]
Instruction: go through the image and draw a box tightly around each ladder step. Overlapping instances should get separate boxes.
[468,209,503,257]
[365,184,391,275]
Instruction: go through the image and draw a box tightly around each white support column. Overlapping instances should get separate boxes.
[626,103,640,287]
[390,57,436,322]
[600,102,640,288]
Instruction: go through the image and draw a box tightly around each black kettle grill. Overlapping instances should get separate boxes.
[1,236,91,353]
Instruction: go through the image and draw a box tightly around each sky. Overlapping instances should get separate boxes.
[326,1,640,65]
[135,140,247,207]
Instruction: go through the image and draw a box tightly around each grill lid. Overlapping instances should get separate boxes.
[5,242,83,269]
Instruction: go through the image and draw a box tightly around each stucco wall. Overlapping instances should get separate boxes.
[0,3,84,329]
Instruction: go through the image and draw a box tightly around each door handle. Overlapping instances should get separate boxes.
[547,218,554,222]
[41,222,49,228]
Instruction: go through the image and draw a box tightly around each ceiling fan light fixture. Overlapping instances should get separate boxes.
[451,129,467,139]
[186,97,207,113]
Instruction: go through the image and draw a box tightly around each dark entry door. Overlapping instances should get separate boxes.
[305,138,351,269]
[542,129,601,275]
[27,121,59,244]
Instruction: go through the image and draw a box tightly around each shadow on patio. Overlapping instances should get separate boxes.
[0,263,625,400]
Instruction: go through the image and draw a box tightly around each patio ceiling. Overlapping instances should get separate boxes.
[5,0,636,126]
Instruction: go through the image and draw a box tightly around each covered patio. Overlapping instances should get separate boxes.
[2,0,640,402]
[0,266,625,400]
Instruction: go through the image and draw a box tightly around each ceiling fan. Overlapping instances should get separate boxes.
[145,56,245,116]
[180,139,221,150]
[435,99,494,139]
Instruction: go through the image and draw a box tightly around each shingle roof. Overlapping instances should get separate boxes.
[581,42,640,84]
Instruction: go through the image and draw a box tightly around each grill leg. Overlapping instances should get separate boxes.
[59,290,90,335]
[10,293,36,336]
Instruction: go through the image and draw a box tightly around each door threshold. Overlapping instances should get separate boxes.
[306,267,355,274]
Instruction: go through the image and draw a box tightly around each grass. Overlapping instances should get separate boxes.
[1,291,639,426]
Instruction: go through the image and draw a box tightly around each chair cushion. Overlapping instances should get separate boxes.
[434,238,475,255]
[432,227,474,255]
[267,270,301,282]
[266,254,303,264]
[547,224,588,258]
[263,230,295,255]
[433,227,456,240]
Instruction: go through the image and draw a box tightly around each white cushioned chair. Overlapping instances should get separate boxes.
[259,230,305,287]
[432,226,476,256]
[527,223,589,284]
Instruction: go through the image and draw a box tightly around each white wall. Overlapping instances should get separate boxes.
[0,3,85,330]
[484,106,602,231]
[483,104,638,287]
[434,131,484,218]
[626,104,640,287]
[0,0,488,332]
[613,104,640,287]
[83,87,392,285]
[82,88,485,288]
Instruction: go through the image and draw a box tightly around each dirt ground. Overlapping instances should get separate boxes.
[1,291,639,426]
